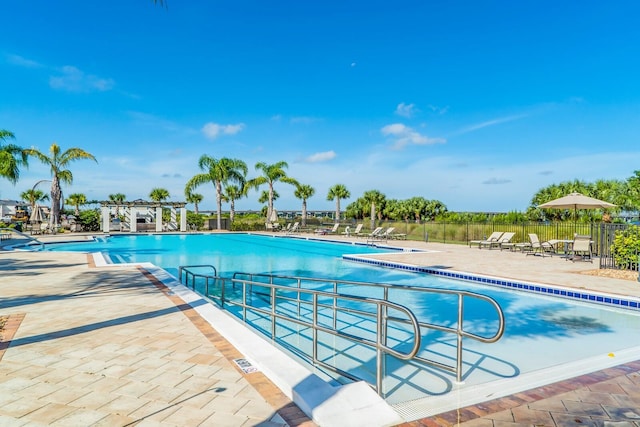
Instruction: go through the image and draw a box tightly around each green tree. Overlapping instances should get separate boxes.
[248,161,298,223]
[149,188,170,202]
[185,192,203,215]
[362,189,386,229]
[25,143,97,227]
[0,129,29,184]
[222,185,245,223]
[326,184,350,223]
[185,155,247,230]
[20,188,49,210]
[108,193,126,218]
[66,193,87,216]
[294,184,315,227]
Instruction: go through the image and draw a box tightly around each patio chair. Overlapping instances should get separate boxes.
[568,235,593,262]
[366,227,384,243]
[525,233,555,257]
[286,222,300,234]
[343,223,363,237]
[469,231,503,248]
[494,232,517,251]
[479,231,514,250]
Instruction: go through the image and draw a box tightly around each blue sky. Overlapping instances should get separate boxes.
[1,1,640,213]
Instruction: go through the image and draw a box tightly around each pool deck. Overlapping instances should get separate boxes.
[1,231,640,426]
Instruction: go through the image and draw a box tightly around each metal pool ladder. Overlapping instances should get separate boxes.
[178,266,505,397]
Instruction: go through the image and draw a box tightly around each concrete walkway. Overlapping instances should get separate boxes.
[2,232,640,426]
[0,250,312,427]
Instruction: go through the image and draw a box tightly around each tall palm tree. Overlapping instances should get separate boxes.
[0,129,29,185]
[222,185,245,223]
[294,184,315,227]
[248,161,299,223]
[327,184,350,223]
[185,155,247,230]
[20,188,49,210]
[149,188,170,202]
[108,193,126,218]
[25,143,97,227]
[362,190,386,229]
[66,193,87,216]
[185,192,203,215]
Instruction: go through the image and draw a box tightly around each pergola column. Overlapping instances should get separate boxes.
[101,206,110,233]
[155,207,163,232]
[130,207,137,232]
[180,207,187,231]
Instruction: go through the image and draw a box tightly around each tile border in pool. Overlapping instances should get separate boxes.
[344,254,640,312]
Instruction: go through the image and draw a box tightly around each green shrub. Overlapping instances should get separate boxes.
[78,209,101,232]
[611,226,640,270]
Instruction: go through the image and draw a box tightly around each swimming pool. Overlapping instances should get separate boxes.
[49,233,640,407]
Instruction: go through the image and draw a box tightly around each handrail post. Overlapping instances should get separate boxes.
[456,294,464,383]
[333,281,338,330]
[312,293,318,366]
[271,287,277,340]
[376,303,384,395]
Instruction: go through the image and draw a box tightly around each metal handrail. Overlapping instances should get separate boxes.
[178,265,217,291]
[231,273,505,382]
[181,268,505,393]
[0,227,45,251]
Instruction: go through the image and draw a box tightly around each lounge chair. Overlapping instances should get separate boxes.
[494,232,516,251]
[315,223,339,235]
[342,223,363,237]
[524,233,555,257]
[389,228,407,240]
[568,235,592,262]
[471,231,503,249]
[280,223,292,233]
[366,227,384,243]
[480,231,514,249]
[286,222,300,234]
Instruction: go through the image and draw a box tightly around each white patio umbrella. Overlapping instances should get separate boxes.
[538,192,616,219]
[269,208,278,223]
[29,205,44,223]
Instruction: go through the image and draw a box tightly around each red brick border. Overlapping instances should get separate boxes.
[137,267,317,427]
[0,313,26,362]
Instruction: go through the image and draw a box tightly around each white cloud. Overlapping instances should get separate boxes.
[381,123,446,150]
[304,150,336,163]
[482,177,512,185]
[395,102,417,118]
[49,65,115,93]
[290,116,320,124]
[456,114,528,135]
[6,53,42,68]
[201,122,245,140]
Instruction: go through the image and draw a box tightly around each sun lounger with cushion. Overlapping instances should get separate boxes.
[470,231,503,248]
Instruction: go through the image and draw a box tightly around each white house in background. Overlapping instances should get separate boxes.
[0,199,28,222]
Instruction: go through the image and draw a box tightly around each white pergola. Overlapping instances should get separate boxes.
[99,200,187,233]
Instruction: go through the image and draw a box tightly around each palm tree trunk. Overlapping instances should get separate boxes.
[268,184,274,221]
[230,200,235,223]
[216,181,222,230]
[335,200,340,223]
[50,176,62,227]
[302,200,307,227]
[370,202,376,230]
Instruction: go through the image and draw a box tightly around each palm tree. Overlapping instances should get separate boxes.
[0,129,29,185]
[25,143,97,227]
[362,190,386,230]
[66,193,87,216]
[185,192,203,215]
[149,188,170,202]
[185,155,247,230]
[294,184,315,227]
[20,188,49,210]
[248,161,299,223]
[326,184,350,223]
[222,185,245,223]
[108,193,126,217]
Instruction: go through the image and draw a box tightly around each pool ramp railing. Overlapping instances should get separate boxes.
[177,266,505,399]
[0,227,45,251]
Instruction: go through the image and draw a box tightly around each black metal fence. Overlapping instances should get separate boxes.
[598,223,640,272]
[371,220,639,273]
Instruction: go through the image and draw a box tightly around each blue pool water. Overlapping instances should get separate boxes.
[49,233,640,403]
